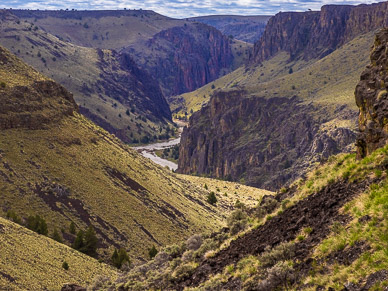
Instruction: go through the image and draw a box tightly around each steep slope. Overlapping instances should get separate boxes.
[104,37,388,288]
[0,46,271,262]
[0,217,117,290]
[10,9,183,50]
[356,29,388,158]
[123,22,234,97]
[177,2,388,190]
[251,2,388,64]
[0,10,172,144]
[190,15,271,43]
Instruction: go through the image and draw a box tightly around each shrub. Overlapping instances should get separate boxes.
[186,234,202,251]
[111,248,131,269]
[207,192,217,205]
[6,210,21,224]
[52,228,63,243]
[227,209,247,235]
[0,82,6,88]
[149,245,158,259]
[26,215,48,235]
[260,242,296,268]
[62,261,69,270]
[69,221,76,234]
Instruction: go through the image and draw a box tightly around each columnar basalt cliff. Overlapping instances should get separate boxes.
[356,28,388,158]
[125,23,234,97]
[251,2,388,64]
[178,91,355,190]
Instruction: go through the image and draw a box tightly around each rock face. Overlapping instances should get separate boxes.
[125,23,234,97]
[251,2,388,64]
[178,91,355,190]
[356,28,388,158]
[191,15,271,43]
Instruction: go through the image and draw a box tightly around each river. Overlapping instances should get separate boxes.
[133,121,186,171]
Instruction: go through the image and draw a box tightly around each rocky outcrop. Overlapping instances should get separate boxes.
[125,22,234,97]
[0,45,77,129]
[178,91,355,190]
[251,2,388,64]
[0,80,77,130]
[356,28,388,158]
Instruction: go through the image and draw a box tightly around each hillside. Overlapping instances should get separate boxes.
[10,9,184,50]
[11,9,246,98]
[123,22,235,97]
[0,10,173,144]
[176,2,388,190]
[0,46,273,263]
[191,15,271,43]
[99,30,388,288]
[0,217,117,290]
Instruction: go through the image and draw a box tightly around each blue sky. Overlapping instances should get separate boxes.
[1,0,380,18]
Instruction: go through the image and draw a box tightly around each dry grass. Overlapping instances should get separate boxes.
[0,217,117,290]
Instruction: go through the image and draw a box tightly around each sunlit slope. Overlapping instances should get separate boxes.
[0,10,173,143]
[0,45,255,260]
[0,217,117,290]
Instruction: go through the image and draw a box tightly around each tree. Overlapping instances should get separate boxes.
[52,228,63,243]
[69,222,76,234]
[207,192,217,205]
[26,215,48,235]
[72,230,84,250]
[148,245,158,259]
[83,225,98,257]
[111,248,130,269]
[62,261,69,270]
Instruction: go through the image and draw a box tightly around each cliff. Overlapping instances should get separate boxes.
[178,91,355,190]
[124,22,234,97]
[191,15,271,43]
[356,28,388,158]
[251,2,388,64]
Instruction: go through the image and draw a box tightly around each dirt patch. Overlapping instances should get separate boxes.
[0,271,16,283]
[175,178,376,289]
[105,167,146,192]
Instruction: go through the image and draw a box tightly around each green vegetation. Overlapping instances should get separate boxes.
[148,245,158,259]
[207,192,218,205]
[111,248,130,269]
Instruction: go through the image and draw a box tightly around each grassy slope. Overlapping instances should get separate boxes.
[0,217,117,290]
[174,32,374,118]
[12,10,185,50]
[214,146,388,290]
[0,12,173,143]
[110,145,388,290]
[177,174,273,210]
[0,46,273,261]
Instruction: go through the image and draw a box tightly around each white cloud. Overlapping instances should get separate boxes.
[2,0,381,18]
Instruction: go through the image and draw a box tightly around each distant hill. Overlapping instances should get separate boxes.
[10,9,246,98]
[191,15,271,43]
[0,10,173,144]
